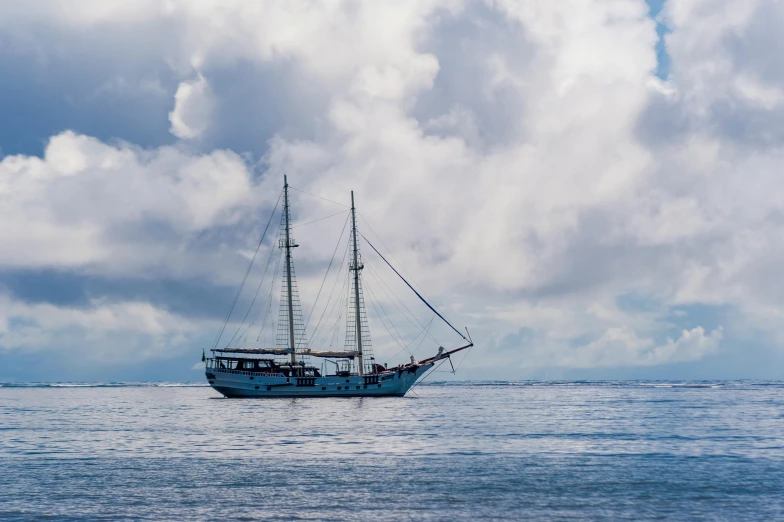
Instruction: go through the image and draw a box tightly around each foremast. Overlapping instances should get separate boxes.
[350,191,365,375]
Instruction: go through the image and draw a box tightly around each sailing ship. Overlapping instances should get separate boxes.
[204,177,472,397]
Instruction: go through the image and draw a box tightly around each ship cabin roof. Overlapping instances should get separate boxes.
[210,355,321,375]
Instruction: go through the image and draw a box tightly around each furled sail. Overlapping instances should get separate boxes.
[212,347,357,358]
[299,349,358,359]
[215,347,293,355]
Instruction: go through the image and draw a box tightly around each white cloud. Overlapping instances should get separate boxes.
[0,293,207,362]
[566,325,723,368]
[169,74,214,139]
[0,131,263,278]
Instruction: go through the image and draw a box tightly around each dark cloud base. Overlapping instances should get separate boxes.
[0,269,237,320]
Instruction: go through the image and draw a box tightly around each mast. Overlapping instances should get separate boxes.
[350,191,364,375]
[283,176,296,366]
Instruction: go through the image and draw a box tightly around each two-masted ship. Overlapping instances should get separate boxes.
[204,177,472,397]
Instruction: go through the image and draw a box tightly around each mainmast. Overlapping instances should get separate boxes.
[283,176,296,366]
[350,191,364,375]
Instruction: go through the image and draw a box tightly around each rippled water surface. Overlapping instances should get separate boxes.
[1,381,783,520]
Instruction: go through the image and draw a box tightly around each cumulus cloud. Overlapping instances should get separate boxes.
[0,130,265,278]
[567,325,723,368]
[169,74,214,139]
[1,0,784,376]
[0,294,206,362]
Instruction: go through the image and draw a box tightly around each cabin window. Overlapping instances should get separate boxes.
[345,379,350,383]
[322,387,326,390]
[363,385,367,389]
[255,386,259,390]
[377,384,381,388]
[356,386,360,390]
[266,387,271,391]
[337,386,341,390]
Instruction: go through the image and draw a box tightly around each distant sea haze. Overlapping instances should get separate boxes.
[1,381,783,520]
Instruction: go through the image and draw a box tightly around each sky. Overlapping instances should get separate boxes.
[1,0,783,382]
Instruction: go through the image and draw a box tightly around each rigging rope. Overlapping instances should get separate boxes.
[390,314,434,363]
[360,233,467,341]
[303,213,350,335]
[453,345,472,374]
[255,241,283,345]
[362,277,410,354]
[321,275,349,347]
[412,315,434,355]
[315,273,348,349]
[309,239,351,345]
[357,213,433,300]
[365,263,441,345]
[408,359,449,394]
[211,191,282,351]
[226,225,282,347]
[293,209,349,229]
[326,300,344,349]
[289,186,349,208]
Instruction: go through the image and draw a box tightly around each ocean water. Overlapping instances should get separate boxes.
[1,381,783,521]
